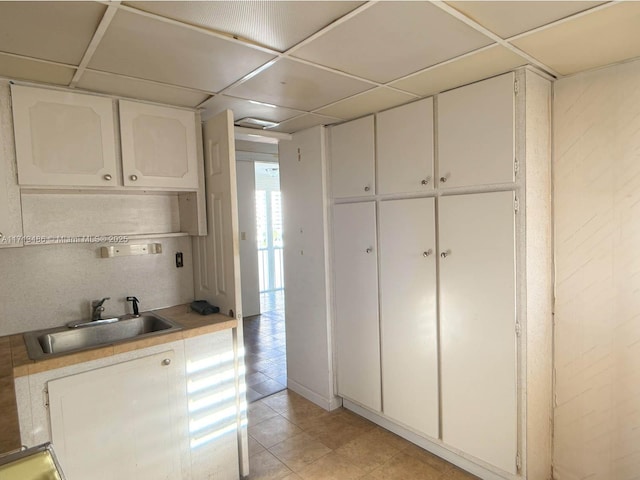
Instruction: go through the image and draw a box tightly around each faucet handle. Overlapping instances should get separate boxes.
[92,297,110,308]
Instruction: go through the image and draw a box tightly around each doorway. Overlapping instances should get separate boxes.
[235,140,287,403]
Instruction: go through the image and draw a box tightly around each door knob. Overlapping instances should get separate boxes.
[130,175,138,181]
[103,174,112,181]
[421,176,431,186]
[366,247,373,254]
[162,358,171,366]
[423,249,433,257]
[440,173,450,183]
[364,186,370,192]
[440,250,451,258]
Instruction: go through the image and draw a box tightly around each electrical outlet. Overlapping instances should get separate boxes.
[175,252,184,268]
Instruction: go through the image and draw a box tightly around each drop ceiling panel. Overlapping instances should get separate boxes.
[448,1,607,39]
[0,1,106,65]
[316,87,416,120]
[124,1,364,52]
[512,2,640,76]
[292,1,494,84]
[77,70,209,108]
[269,113,341,133]
[88,10,276,92]
[391,46,527,97]
[226,58,374,111]
[0,53,75,86]
[200,95,301,123]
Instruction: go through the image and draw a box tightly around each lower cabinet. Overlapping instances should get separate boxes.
[439,191,517,474]
[379,198,438,438]
[15,331,241,480]
[332,202,381,412]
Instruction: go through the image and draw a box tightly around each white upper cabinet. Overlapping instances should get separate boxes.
[11,84,118,187]
[329,115,375,198]
[437,73,515,188]
[377,98,434,194]
[119,100,199,189]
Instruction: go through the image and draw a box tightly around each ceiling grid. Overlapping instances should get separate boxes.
[0,0,634,133]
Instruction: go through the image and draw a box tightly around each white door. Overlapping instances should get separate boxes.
[377,98,434,194]
[333,201,381,411]
[329,116,375,198]
[236,161,260,317]
[193,110,242,319]
[379,197,438,438]
[438,73,515,188]
[11,84,118,187]
[48,351,183,480]
[439,191,517,473]
[192,110,248,476]
[119,100,199,189]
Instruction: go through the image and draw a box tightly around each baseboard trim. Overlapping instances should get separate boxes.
[287,379,342,411]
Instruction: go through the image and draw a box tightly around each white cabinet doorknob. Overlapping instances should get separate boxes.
[162,358,171,366]
[103,174,112,181]
[440,250,451,258]
[364,186,370,192]
[421,176,431,186]
[366,247,373,254]
[423,249,433,257]
[130,175,138,182]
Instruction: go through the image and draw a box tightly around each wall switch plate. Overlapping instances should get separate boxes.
[175,252,184,268]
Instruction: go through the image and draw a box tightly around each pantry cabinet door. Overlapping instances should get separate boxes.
[379,197,438,438]
[439,191,517,473]
[330,116,375,198]
[11,84,118,187]
[48,351,184,480]
[120,100,199,189]
[438,73,515,189]
[377,98,434,194]
[333,201,381,411]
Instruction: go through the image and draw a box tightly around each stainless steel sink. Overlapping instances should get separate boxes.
[23,313,181,360]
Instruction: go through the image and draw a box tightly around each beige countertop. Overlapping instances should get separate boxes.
[0,304,237,454]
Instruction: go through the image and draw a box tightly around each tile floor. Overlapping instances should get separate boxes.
[247,390,480,480]
[243,291,287,403]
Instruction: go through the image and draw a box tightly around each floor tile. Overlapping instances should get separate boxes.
[247,371,270,387]
[403,443,453,475]
[249,416,303,449]
[269,432,332,473]
[249,450,293,480]
[247,388,263,403]
[363,452,442,480]
[248,401,279,426]
[301,411,375,450]
[253,379,287,396]
[335,427,407,473]
[249,435,266,457]
[297,451,366,480]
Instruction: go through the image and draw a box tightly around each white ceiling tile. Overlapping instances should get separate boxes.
[448,1,607,39]
[124,1,364,52]
[0,1,106,65]
[390,45,527,97]
[88,10,275,92]
[316,87,416,120]
[269,113,341,134]
[200,95,301,123]
[77,70,209,108]
[226,58,374,111]
[292,1,493,83]
[0,53,75,86]
[512,2,640,76]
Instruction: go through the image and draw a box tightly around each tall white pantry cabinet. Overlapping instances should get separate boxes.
[328,69,553,480]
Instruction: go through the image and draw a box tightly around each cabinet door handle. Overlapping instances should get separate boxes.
[440,173,450,183]
[366,247,373,254]
[0,232,3,240]
[440,250,451,258]
[423,249,433,257]
[130,175,138,182]
[421,176,431,186]
[364,186,370,192]
[162,358,171,366]
[103,174,112,181]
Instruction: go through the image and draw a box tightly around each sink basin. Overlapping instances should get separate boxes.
[23,313,181,360]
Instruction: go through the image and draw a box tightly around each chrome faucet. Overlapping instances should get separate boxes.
[91,297,110,321]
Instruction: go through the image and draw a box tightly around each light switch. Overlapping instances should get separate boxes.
[241,232,247,241]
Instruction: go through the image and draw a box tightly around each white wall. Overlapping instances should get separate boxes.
[553,58,640,479]
[236,161,260,317]
[279,126,340,410]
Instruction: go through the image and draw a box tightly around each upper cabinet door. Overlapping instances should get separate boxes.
[330,115,375,198]
[11,85,118,187]
[437,73,515,188]
[377,98,434,194]
[120,100,199,189]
